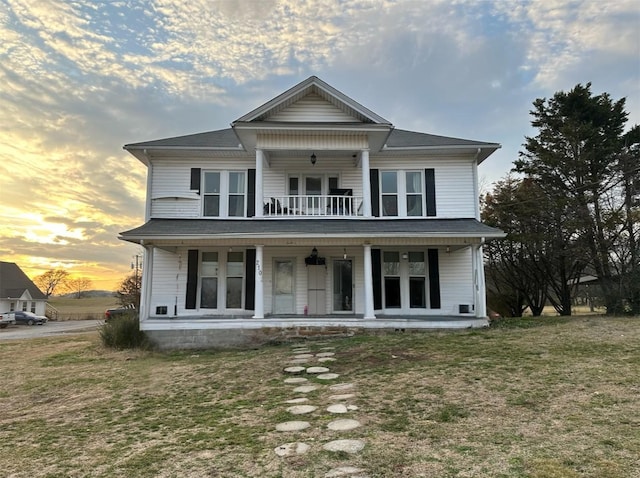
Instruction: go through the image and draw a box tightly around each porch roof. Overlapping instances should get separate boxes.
[120,218,504,245]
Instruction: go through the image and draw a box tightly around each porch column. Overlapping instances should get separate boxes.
[253,245,264,319]
[360,149,372,218]
[475,243,487,318]
[139,244,154,321]
[363,244,376,319]
[255,149,264,217]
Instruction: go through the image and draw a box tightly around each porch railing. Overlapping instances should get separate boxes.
[263,195,363,217]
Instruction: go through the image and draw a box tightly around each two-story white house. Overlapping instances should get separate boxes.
[121,77,504,349]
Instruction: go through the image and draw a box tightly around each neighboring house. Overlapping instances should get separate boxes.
[121,76,504,348]
[0,262,47,316]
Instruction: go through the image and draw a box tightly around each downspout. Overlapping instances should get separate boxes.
[144,149,152,222]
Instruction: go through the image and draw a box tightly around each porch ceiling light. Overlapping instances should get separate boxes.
[310,152,317,165]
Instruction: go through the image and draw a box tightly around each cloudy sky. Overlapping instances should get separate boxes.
[1,0,638,291]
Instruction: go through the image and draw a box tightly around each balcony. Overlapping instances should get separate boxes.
[263,194,363,217]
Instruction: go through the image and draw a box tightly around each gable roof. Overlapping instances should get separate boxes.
[234,76,391,125]
[0,262,47,300]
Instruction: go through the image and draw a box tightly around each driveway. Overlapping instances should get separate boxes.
[0,320,102,341]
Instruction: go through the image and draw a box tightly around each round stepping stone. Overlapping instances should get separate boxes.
[329,383,355,391]
[306,366,330,374]
[327,418,361,431]
[329,393,356,400]
[325,466,368,477]
[288,358,310,365]
[293,385,318,393]
[287,404,318,414]
[284,377,308,384]
[284,397,309,404]
[276,421,311,432]
[323,439,365,453]
[327,404,360,413]
[318,357,337,363]
[291,348,311,353]
[274,442,310,457]
[294,353,314,359]
[284,366,306,374]
[319,346,335,350]
[317,373,340,380]
[316,352,336,357]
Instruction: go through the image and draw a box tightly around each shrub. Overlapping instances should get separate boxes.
[99,312,150,350]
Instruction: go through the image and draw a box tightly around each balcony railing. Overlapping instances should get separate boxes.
[263,195,363,217]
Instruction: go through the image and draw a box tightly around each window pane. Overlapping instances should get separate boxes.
[329,177,339,190]
[204,196,219,216]
[381,171,397,193]
[227,252,244,276]
[204,172,220,193]
[408,252,426,275]
[202,252,219,276]
[384,277,401,308]
[382,195,398,216]
[200,278,218,308]
[383,251,400,275]
[306,177,322,195]
[407,195,423,216]
[228,195,244,216]
[406,172,422,193]
[229,172,245,193]
[226,277,243,308]
[289,177,299,194]
[410,277,426,308]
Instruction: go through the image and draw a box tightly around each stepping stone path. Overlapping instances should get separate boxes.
[274,342,369,477]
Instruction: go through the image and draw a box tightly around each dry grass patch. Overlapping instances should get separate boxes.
[1,316,639,477]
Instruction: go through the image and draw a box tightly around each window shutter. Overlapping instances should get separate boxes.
[425,168,436,216]
[247,169,256,217]
[428,249,441,309]
[372,248,382,309]
[185,249,199,309]
[245,248,256,310]
[370,169,380,217]
[190,168,201,194]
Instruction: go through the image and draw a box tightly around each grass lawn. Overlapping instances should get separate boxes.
[48,296,120,320]
[1,316,638,477]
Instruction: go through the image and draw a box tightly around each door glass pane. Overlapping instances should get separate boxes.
[200,278,218,308]
[226,277,242,308]
[275,260,293,294]
[289,177,299,194]
[306,177,322,195]
[201,252,219,276]
[384,277,401,308]
[410,277,426,308]
[329,177,339,191]
[333,260,353,311]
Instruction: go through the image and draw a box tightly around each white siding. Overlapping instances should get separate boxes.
[149,248,183,315]
[371,156,476,218]
[268,93,359,122]
[439,248,475,315]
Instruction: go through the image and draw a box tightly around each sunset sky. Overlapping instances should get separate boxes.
[1,0,638,291]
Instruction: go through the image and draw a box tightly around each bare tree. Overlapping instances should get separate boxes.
[65,277,93,299]
[33,269,69,298]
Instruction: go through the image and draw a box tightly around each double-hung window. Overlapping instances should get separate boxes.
[380,170,425,217]
[226,251,244,308]
[203,171,247,217]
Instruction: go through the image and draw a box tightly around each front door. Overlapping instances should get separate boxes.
[273,259,295,314]
[333,259,353,313]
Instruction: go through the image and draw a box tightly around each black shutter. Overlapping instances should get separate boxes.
[425,168,436,216]
[185,249,199,309]
[428,248,441,309]
[247,169,256,217]
[370,169,380,217]
[245,248,256,310]
[190,168,201,194]
[372,248,382,310]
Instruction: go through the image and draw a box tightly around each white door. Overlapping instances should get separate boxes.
[333,259,354,313]
[273,259,295,314]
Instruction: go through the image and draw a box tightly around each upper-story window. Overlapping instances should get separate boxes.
[380,170,425,217]
[203,171,246,217]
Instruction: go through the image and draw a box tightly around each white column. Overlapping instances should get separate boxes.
[476,243,487,318]
[363,244,376,319]
[139,244,153,321]
[360,149,372,218]
[253,245,264,319]
[255,149,264,217]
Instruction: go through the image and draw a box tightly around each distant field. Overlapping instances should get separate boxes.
[49,296,120,320]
